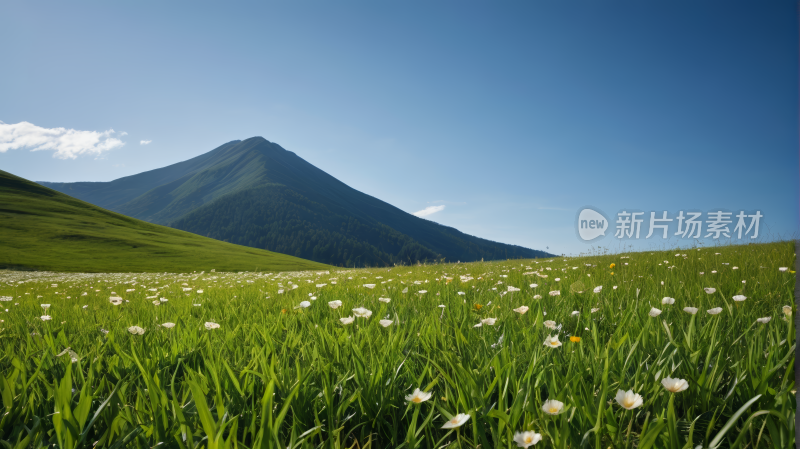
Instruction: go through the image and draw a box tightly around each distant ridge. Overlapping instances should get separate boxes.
[1,169,329,272]
[41,137,554,266]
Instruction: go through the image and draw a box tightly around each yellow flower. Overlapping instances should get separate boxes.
[570,336,581,343]
[610,263,615,269]
[475,304,483,310]
[610,272,614,276]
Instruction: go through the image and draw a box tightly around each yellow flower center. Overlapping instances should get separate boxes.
[623,398,634,407]
[550,341,558,346]
[525,436,532,443]
[450,418,458,424]
[549,407,559,413]
[412,397,422,403]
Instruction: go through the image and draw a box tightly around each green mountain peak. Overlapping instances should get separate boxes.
[40,138,554,266]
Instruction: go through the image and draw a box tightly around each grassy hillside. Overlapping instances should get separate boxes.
[0,169,330,272]
[41,137,554,266]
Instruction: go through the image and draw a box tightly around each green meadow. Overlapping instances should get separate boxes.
[0,241,795,448]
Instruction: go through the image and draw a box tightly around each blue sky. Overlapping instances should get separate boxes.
[1,0,797,256]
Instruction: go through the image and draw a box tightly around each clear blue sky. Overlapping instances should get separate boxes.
[1,0,797,256]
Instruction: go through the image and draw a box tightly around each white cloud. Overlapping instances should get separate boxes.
[430,200,466,205]
[412,205,446,217]
[140,140,152,145]
[0,120,125,159]
[120,131,128,136]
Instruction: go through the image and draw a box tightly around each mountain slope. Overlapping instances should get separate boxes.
[171,184,442,267]
[1,169,329,272]
[40,137,554,266]
[41,140,244,210]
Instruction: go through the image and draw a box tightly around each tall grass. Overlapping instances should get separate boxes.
[0,241,795,448]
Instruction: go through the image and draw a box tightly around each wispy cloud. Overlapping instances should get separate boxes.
[0,121,125,159]
[413,205,446,217]
[120,131,128,136]
[429,200,467,205]
[538,206,571,211]
[140,140,152,145]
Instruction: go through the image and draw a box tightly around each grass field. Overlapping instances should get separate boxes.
[0,169,329,273]
[0,241,795,448]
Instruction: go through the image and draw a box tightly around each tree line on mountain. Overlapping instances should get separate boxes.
[170,186,441,267]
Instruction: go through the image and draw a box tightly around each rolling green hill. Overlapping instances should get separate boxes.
[0,169,330,272]
[41,137,554,266]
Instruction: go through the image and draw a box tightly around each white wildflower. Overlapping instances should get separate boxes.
[541,399,564,414]
[405,388,432,403]
[441,413,470,429]
[615,389,643,410]
[661,377,689,393]
[513,306,529,314]
[353,307,373,318]
[543,335,562,348]
[513,431,542,448]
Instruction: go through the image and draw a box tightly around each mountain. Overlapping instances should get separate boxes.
[40,137,554,266]
[0,169,329,272]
